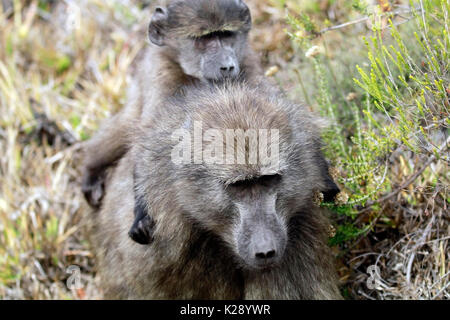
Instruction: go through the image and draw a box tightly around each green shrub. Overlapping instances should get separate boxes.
[287,0,449,244]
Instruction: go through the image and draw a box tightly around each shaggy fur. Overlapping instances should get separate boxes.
[166,0,252,38]
[90,83,342,300]
[82,0,263,208]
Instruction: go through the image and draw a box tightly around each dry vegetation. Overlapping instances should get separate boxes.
[0,0,448,300]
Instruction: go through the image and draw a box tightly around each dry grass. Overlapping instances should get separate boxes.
[0,0,448,300]
[345,189,449,299]
[0,0,145,299]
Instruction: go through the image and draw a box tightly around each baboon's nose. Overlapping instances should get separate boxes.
[219,60,238,78]
[255,249,276,260]
[220,64,235,76]
[253,234,278,263]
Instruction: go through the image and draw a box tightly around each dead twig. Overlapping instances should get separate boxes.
[320,16,369,34]
[319,7,420,35]
[405,216,435,284]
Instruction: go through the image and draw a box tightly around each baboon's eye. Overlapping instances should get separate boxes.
[258,174,282,186]
[193,30,236,50]
[229,174,282,189]
[199,30,235,40]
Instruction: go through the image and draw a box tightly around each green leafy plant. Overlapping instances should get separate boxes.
[287,0,449,244]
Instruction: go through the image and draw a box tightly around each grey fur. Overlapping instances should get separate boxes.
[89,83,342,300]
[82,0,263,208]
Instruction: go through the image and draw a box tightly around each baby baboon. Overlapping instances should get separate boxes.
[82,0,263,244]
[90,82,342,299]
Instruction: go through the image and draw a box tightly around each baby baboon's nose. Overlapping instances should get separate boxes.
[220,64,236,77]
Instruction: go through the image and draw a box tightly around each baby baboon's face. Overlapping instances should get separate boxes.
[175,30,248,81]
[148,0,252,81]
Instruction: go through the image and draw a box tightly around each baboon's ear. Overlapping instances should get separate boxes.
[148,6,168,46]
[319,157,340,202]
[236,0,252,27]
[322,175,340,203]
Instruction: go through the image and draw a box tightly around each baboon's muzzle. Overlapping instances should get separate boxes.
[235,194,287,270]
[202,45,240,81]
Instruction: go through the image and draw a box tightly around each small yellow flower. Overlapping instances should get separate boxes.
[295,30,306,39]
[265,66,280,77]
[329,167,340,181]
[305,46,321,58]
[328,224,337,238]
[346,92,357,101]
[335,192,349,205]
[313,190,324,206]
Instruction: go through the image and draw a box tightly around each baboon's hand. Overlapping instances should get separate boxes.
[82,169,106,209]
[128,215,156,245]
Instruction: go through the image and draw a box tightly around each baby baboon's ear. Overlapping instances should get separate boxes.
[235,0,252,28]
[148,6,169,46]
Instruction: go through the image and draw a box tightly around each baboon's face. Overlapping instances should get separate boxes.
[174,30,247,81]
[177,140,335,271]
[138,85,340,271]
[225,174,288,270]
[177,168,289,270]
[169,86,340,270]
[148,0,252,81]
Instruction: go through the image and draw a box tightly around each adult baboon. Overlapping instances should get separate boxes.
[82,0,264,244]
[90,82,342,300]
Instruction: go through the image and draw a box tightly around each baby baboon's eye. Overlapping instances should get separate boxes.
[201,30,235,40]
[218,30,235,38]
[193,30,236,50]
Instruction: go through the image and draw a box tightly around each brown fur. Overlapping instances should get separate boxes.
[89,83,342,300]
[166,0,252,38]
[82,0,264,208]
